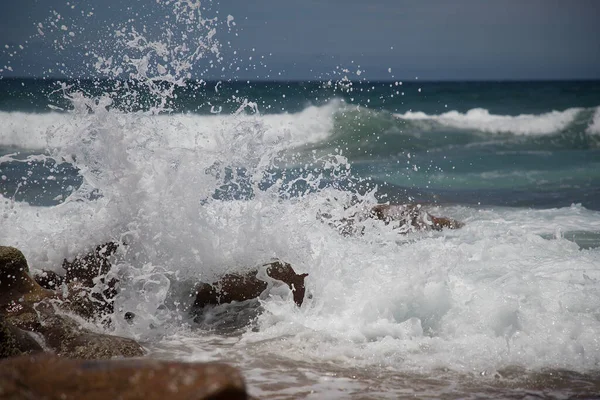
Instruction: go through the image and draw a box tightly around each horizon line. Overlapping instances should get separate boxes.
[1,76,600,84]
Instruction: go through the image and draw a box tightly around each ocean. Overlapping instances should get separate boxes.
[1,77,600,398]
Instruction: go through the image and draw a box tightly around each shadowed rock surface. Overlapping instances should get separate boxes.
[1,245,144,359]
[0,354,249,400]
[0,314,44,358]
[193,261,308,309]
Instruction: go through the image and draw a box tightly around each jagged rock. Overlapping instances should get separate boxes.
[31,242,120,322]
[193,260,308,309]
[0,246,145,360]
[62,242,119,287]
[0,354,249,400]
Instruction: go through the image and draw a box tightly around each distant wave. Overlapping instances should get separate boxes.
[395,107,595,135]
[587,107,600,135]
[0,102,340,151]
[2,103,599,155]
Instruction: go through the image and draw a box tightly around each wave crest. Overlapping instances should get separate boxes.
[395,107,588,135]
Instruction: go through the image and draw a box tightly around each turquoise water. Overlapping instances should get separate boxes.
[1,79,599,209]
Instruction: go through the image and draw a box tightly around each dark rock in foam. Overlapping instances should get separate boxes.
[0,245,144,359]
[193,260,309,309]
[33,242,121,322]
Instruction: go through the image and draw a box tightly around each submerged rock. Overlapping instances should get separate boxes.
[193,260,309,310]
[0,354,249,400]
[321,203,464,236]
[369,204,464,232]
[0,245,144,360]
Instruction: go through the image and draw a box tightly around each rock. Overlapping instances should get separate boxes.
[61,242,120,320]
[0,246,145,359]
[62,242,119,287]
[318,203,464,236]
[0,246,56,309]
[193,260,308,309]
[369,204,464,232]
[0,354,249,400]
[0,314,43,358]
[31,243,121,322]
[31,313,144,359]
[33,269,65,290]
[265,261,308,307]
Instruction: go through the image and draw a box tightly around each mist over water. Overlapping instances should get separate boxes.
[1,1,600,398]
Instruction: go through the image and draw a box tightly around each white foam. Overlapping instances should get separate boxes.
[587,106,600,135]
[395,107,583,135]
[0,102,338,152]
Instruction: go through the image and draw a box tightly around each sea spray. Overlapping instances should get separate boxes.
[0,1,600,397]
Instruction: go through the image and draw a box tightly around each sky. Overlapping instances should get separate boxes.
[1,0,599,80]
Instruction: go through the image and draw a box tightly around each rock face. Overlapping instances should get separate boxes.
[0,246,144,360]
[193,260,309,309]
[0,354,249,400]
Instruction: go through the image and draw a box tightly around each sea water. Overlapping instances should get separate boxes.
[1,1,600,398]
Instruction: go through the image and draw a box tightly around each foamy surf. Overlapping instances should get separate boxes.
[1,0,600,397]
[0,103,338,152]
[395,107,588,135]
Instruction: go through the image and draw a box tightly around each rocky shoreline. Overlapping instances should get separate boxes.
[0,203,463,399]
[0,245,252,399]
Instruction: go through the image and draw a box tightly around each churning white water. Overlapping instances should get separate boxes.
[1,1,600,397]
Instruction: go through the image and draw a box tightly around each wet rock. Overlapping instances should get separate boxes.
[319,203,463,236]
[0,314,43,358]
[0,246,56,309]
[369,204,463,232]
[265,261,308,307]
[0,354,249,400]
[62,242,120,320]
[193,260,308,309]
[31,243,121,322]
[0,245,145,359]
[62,242,119,287]
[34,269,65,290]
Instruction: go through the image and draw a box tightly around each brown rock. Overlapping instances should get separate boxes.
[31,243,121,322]
[370,204,463,232]
[0,246,55,311]
[193,260,308,309]
[0,354,249,400]
[0,314,43,358]
[33,313,145,359]
[1,246,145,359]
[265,261,308,307]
